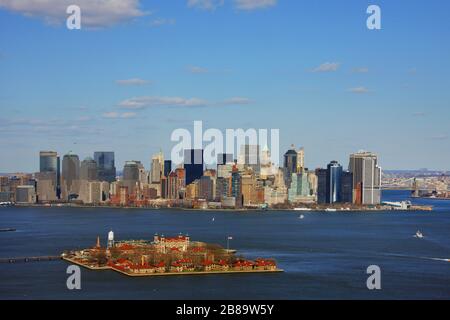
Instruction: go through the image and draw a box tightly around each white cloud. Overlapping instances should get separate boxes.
[151,18,176,27]
[0,0,148,28]
[102,112,119,118]
[119,96,253,109]
[313,62,340,73]
[234,0,277,10]
[429,135,448,141]
[352,67,369,73]
[119,96,209,109]
[121,112,137,119]
[222,97,253,105]
[348,87,370,94]
[187,0,277,11]
[187,65,209,74]
[75,116,91,122]
[102,112,137,119]
[116,78,150,86]
[187,0,224,11]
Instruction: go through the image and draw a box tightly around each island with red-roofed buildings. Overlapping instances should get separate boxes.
[62,231,283,277]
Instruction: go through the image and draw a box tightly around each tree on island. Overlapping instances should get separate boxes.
[94,250,108,265]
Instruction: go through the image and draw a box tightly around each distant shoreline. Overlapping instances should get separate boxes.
[5,203,433,212]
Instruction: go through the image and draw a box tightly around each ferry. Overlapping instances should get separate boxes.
[414,230,424,239]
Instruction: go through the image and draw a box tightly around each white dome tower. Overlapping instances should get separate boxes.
[107,230,114,248]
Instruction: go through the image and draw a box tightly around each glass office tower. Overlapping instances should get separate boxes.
[94,152,116,183]
[184,149,204,186]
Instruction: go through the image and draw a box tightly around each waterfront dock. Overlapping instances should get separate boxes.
[0,255,62,263]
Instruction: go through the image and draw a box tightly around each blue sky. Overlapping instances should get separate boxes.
[0,0,449,172]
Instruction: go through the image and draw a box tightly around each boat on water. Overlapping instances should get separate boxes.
[299,214,305,219]
[0,228,16,232]
[325,208,337,212]
[414,230,424,239]
[0,202,13,207]
[294,208,311,211]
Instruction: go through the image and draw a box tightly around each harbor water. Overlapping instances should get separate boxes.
[0,190,449,299]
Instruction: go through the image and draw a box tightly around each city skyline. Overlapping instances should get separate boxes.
[1,142,449,175]
[1,1,450,172]
[1,145,386,208]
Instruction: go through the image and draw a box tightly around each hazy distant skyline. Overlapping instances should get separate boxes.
[1,0,449,172]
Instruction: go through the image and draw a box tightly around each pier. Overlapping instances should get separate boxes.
[0,255,61,263]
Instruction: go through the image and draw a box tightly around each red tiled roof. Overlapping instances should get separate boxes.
[233,260,254,267]
[177,258,192,264]
[117,244,135,250]
[191,247,205,252]
[116,258,129,264]
[255,259,275,266]
[202,259,213,266]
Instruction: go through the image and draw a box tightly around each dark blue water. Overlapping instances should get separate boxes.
[0,190,449,300]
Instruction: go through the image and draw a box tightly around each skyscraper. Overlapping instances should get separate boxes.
[80,157,98,181]
[316,168,327,204]
[122,161,141,195]
[238,145,260,174]
[348,152,382,205]
[163,160,172,178]
[40,151,58,172]
[260,145,276,179]
[184,149,204,186]
[283,148,297,187]
[231,167,242,208]
[288,172,312,203]
[341,171,353,203]
[326,161,343,204]
[150,151,164,183]
[198,176,214,201]
[94,152,116,183]
[38,151,60,200]
[61,153,80,200]
[296,147,305,173]
[217,153,234,166]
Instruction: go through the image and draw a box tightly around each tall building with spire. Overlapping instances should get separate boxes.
[260,145,276,179]
[151,151,164,184]
[296,147,305,173]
